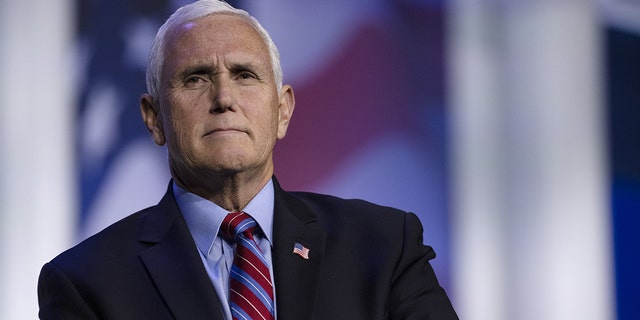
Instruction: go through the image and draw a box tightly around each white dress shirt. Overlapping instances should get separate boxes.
[174,180,276,320]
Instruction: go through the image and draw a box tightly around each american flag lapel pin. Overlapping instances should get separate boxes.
[292,242,310,260]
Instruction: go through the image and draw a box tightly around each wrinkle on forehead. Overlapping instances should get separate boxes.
[166,14,267,58]
[172,13,260,42]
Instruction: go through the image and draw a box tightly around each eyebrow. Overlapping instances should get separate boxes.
[175,60,267,80]
[228,61,262,74]
[176,64,216,80]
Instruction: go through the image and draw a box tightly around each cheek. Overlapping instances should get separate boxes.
[162,105,196,150]
[253,106,280,140]
[172,115,200,149]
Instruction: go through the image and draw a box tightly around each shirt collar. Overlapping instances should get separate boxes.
[174,180,275,255]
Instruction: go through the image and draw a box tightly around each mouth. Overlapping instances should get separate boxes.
[203,128,246,137]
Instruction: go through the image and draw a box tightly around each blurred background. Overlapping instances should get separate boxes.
[0,0,638,319]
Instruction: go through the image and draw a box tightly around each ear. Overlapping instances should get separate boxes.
[276,84,295,139]
[140,93,166,146]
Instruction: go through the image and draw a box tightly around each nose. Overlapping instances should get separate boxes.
[210,78,234,113]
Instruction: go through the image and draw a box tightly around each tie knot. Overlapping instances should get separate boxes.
[220,211,257,243]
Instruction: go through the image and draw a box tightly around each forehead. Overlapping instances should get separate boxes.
[164,14,270,70]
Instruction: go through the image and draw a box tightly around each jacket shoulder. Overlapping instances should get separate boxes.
[285,191,412,232]
[47,206,155,272]
[289,191,407,214]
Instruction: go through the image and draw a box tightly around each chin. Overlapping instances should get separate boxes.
[205,159,250,175]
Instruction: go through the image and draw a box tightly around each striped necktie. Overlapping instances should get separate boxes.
[221,212,275,320]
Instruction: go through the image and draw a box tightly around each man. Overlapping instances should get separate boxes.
[37,1,457,319]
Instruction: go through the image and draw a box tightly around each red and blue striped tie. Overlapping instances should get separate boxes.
[221,212,275,320]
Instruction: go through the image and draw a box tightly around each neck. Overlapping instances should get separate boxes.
[172,166,273,212]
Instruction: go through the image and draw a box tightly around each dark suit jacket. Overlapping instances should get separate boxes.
[38,178,457,319]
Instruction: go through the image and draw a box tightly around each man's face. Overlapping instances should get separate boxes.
[142,13,294,187]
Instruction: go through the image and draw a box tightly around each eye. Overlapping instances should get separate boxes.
[184,75,209,88]
[186,76,204,83]
[238,72,256,80]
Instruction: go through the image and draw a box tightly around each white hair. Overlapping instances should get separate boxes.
[145,0,283,100]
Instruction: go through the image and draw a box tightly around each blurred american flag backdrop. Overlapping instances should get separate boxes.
[1,0,638,319]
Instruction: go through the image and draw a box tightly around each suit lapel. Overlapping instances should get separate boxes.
[138,184,225,320]
[272,179,326,320]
